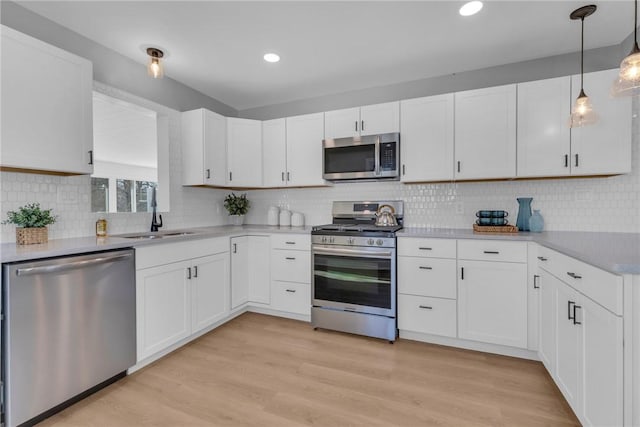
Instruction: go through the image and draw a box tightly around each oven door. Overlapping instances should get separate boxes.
[312,245,396,317]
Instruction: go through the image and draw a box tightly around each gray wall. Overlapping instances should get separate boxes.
[238,42,628,121]
[1,1,237,116]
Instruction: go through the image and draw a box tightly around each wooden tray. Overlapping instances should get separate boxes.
[473,223,519,234]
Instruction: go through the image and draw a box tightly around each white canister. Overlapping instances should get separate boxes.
[291,212,305,227]
[267,206,280,226]
[279,210,291,226]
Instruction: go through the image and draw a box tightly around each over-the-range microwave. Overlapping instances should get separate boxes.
[322,132,400,181]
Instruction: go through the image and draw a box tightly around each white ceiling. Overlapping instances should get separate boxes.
[18,1,635,111]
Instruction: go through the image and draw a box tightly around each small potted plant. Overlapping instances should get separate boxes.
[3,202,57,245]
[223,193,250,225]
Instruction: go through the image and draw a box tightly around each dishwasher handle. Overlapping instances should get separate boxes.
[16,252,133,277]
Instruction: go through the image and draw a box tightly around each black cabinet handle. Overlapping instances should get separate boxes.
[418,247,432,251]
[88,150,94,165]
[286,289,296,293]
[573,305,582,325]
[281,172,285,182]
[419,305,433,310]
[419,266,432,270]
[567,272,582,279]
[355,121,358,132]
[575,154,579,167]
[402,164,406,175]
[285,241,296,245]
[187,267,192,280]
[229,171,233,181]
[461,267,464,280]
[193,265,198,278]
[568,300,575,320]
[564,154,569,168]
[233,243,237,253]
[206,169,211,179]
[537,256,548,261]
[483,251,500,254]
[361,120,364,132]
[533,274,540,289]
[285,257,296,260]
[287,172,290,181]
[457,161,461,173]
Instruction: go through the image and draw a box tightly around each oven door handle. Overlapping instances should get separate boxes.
[313,247,393,259]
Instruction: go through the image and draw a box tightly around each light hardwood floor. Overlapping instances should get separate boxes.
[41,313,579,426]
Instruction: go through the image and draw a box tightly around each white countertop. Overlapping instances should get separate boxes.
[1,225,639,275]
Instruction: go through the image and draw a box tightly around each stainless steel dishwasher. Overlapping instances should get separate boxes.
[2,248,136,427]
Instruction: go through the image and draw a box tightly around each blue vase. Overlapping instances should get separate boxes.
[529,210,544,232]
[516,197,533,231]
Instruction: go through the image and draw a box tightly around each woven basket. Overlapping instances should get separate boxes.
[16,227,48,245]
[472,223,519,234]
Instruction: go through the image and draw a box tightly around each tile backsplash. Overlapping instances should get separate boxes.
[1,91,638,244]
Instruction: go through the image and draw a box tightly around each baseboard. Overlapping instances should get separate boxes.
[247,304,311,322]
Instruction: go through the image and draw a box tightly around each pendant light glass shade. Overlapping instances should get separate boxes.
[568,5,598,128]
[611,0,640,97]
[146,48,164,79]
[569,89,598,127]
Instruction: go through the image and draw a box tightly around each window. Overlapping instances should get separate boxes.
[136,181,157,213]
[90,178,157,213]
[91,177,109,213]
[116,179,134,213]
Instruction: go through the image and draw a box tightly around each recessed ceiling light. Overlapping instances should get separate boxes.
[459,1,483,16]
[263,53,280,63]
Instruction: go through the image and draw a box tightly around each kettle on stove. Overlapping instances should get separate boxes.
[375,204,398,226]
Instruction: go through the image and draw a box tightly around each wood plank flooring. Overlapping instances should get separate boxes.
[40,313,579,426]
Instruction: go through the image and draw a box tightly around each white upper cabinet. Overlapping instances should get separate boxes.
[517,77,572,178]
[400,94,454,182]
[570,68,632,176]
[1,25,94,175]
[227,118,262,187]
[285,112,326,186]
[454,84,517,180]
[262,118,288,187]
[181,108,227,186]
[324,102,399,139]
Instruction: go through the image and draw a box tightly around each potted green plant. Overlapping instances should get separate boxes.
[3,202,57,245]
[223,193,250,225]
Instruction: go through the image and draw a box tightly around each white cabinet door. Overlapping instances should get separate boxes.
[262,118,287,187]
[538,269,557,374]
[570,69,632,176]
[397,294,457,338]
[324,107,359,139]
[555,280,581,409]
[136,260,191,361]
[517,77,571,178]
[230,236,249,309]
[248,236,271,304]
[397,257,457,299]
[458,260,527,348]
[285,112,325,186]
[181,109,227,186]
[454,84,517,180]
[400,95,454,182]
[227,118,262,187]
[271,281,311,315]
[191,253,230,333]
[579,293,623,427]
[360,101,400,136]
[1,25,93,175]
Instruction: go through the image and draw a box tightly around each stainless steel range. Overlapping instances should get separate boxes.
[311,201,403,342]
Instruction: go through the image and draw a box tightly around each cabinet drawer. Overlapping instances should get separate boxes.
[397,237,456,258]
[271,281,310,315]
[398,295,456,338]
[270,234,311,250]
[458,239,527,263]
[537,246,622,315]
[398,257,457,299]
[271,249,311,283]
[136,237,229,270]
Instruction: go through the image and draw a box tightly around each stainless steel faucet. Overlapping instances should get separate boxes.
[150,186,163,232]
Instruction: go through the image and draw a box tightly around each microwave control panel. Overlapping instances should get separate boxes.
[380,142,397,171]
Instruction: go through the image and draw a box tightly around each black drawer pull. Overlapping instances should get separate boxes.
[537,256,548,261]
[573,305,582,325]
[418,305,433,310]
[460,267,464,280]
[285,241,296,245]
[187,267,192,280]
[193,266,198,278]
[418,247,432,251]
[286,289,296,293]
[419,266,432,270]
[567,272,582,279]
[285,257,296,260]
[568,300,575,320]
[533,274,540,289]
[483,251,500,254]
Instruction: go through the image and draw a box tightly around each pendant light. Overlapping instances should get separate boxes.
[146,47,164,79]
[569,5,598,128]
[612,0,640,97]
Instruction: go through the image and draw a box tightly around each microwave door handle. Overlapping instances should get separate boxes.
[374,137,380,176]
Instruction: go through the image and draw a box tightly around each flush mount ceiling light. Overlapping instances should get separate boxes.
[263,53,280,63]
[568,5,598,128]
[146,47,164,79]
[611,0,640,97]
[459,1,483,17]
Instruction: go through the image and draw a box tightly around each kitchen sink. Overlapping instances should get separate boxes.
[115,231,196,239]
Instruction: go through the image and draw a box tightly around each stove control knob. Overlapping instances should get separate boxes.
[347,238,355,245]
[367,238,375,245]
[376,239,384,246]
[329,236,335,243]
[321,236,327,243]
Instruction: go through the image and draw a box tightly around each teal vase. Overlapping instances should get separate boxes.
[516,198,533,231]
[529,210,544,232]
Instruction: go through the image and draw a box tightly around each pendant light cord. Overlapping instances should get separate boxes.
[635,0,638,45]
[581,16,585,91]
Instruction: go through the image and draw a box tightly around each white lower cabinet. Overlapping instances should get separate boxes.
[231,235,270,308]
[230,236,249,309]
[398,295,456,337]
[135,238,230,362]
[538,251,623,427]
[271,281,311,315]
[270,234,311,316]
